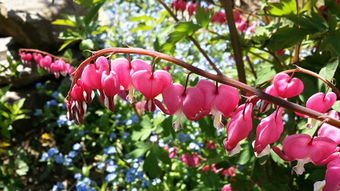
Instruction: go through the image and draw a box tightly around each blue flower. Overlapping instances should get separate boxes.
[122,132,129,140]
[51,91,59,99]
[149,135,157,142]
[125,173,135,183]
[104,146,117,155]
[52,182,64,191]
[131,114,139,123]
[46,100,58,107]
[152,178,161,185]
[97,162,105,170]
[178,133,191,143]
[41,152,49,161]
[107,159,115,166]
[189,142,202,150]
[74,173,82,180]
[141,180,150,188]
[63,158,72,166]
[34,109,42,116]
[106,164,118,173]
[35,82,43,88]
[68,151,78,158]
[136,171,144,179]
[105,173,117,182]
[109,132,117,139]
[73,143,82,151]
[55,154,64,164]
[57,115,69,126]
[48,148,59,157]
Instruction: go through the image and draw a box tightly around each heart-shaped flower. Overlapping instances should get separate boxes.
[318,110,340,145]
[224,103,253,156]
[100,71,120,112]
[273,73,304,98]
[132,70,172,100]
[40,55,52,70]
[253,108,284,157]
[272,134,339,175]
[196,79,240,128]
[81,56,109,90]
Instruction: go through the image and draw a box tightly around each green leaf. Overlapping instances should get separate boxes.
[130,24,153,32]
[161,116,175,138]
[319,58,339,83]
[84,2,104,26]
[287,13,328,34]
[79,39,94,50]
[323,31,340,56]
[268,0,297,16]
[129,142,152,158]
[237,142,255,165]
[130,15,153,22]
[267,26,306,50]
[132,115,153,141]
[58,38,81,51]
[198,117,216,138]
[143,151,162,179]
[332,101,340,112]
[52,19,76,27]
[195,7,210,28]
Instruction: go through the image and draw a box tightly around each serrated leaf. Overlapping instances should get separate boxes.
[143,151,162,179]
[268,0,297,16]
[195,7,210,28]
[267,26,306,50]
[129,142,152,158]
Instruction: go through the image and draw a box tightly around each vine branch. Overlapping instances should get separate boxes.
[67,47,340,128]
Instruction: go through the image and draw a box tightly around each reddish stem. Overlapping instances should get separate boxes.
[66,47,340,128]
[19,48,75,63]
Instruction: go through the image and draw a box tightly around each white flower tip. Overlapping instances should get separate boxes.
[313,180,325,191]
[252,142,270,158]
[306,118,316,129]
[227,143,241,157]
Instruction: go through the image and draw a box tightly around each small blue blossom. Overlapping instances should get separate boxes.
[131,188,138,191]
[106,164,118,173]
[105,173,117,182]
[52,182,64,191]
[104,146,117,155]
[131,114,139,123]
[97,162,105,170]
[47,148,59,157]
[54,154,64,164]
[189,142,202,150]
[51,91,59,99]
[63,158,72,166]
[125,172,135,183]
[122,132,129,140]
[107,159,115,166]
[57,115,69,126]
[74,173,82,180]
[149,135,157,142]
[178,133,191,143]
[35,82,43,88]
[136,171,144,179]
[141,180,150,188]
[152,178,161,185]
[73,143,82,151]
[109,132,117,139]
[46,100,58,107]
[40,152,49,161]
[68,151,78,158]
[34,109,42,116]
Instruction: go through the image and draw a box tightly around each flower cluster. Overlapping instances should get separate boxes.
[171,0,257,33]
[19,51,75,78]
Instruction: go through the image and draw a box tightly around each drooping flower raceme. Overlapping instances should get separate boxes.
[224,103,253,156]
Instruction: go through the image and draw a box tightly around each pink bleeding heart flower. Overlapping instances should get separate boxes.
[132,69,172,111]
[69,80,89,124]
[181,153,199,167]
[313,157,340,191]
[272,134,339,175]
[318,110,340,145]
[65,63,75,75]
[211,11,226,24]
[39,55,52,70]
[196,80,240,129]
[187,1,196,17]
[253,108,284,157]
[323,158,340,191]
[273,73,304,98]
[248,21,257,33]
[233,10,242,23]
[161,83,204,130]
[236,19,248,32]
[295,92,337,128]
[82,56,109,92]
[172,0,186,13]
[168,147,177,159]
[101,71,120,112]
[257,85,279,113]
[50,59,66,78]
[33,53,42,64]
[224,103,253,156]
[20,52,32,63]
[221,184,232,191]
[111,58,151,101]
